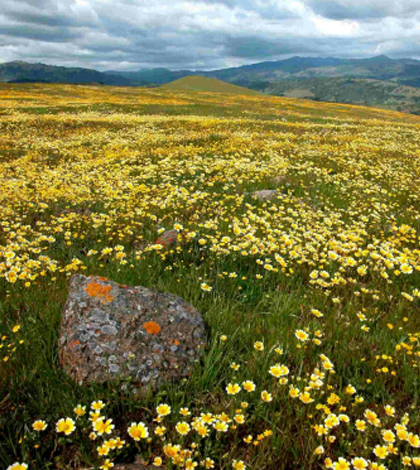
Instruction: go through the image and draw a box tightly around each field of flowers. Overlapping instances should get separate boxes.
[1,83,420,470]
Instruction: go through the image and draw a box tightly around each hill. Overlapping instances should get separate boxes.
[160,75,259,95]
[200,56,420,114]
[251,77,420,114]
[0,61,134,86]
[206,55,406,82]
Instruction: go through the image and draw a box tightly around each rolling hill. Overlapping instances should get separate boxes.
[160,75,259,95]
[252,77,420,114]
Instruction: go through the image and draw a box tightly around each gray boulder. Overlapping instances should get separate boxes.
[59,275,206,389]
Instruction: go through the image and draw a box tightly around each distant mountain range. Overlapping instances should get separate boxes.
[3,56,420,113]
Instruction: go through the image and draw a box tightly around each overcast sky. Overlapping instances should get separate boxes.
[1,0,420,71]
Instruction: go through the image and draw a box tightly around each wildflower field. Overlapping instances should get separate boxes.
[2,83,420,470]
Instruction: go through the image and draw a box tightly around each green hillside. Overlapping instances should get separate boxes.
[253,77,420,114]
[161,75,259,95]
[0,60,132,86]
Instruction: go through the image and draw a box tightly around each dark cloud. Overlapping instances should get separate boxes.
[306,0,420,20]
[4,12,84,28]
[0,0,419,71]
[222,36,318,59]
[0,25,81,42]
[15,0,52,7]
[307,2,386,20]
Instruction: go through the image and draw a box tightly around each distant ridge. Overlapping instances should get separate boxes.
[161,75,259,95]
[0,61,135,86]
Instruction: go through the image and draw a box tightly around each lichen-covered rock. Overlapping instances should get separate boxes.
[154,229,179,249]
[59,275,206,388]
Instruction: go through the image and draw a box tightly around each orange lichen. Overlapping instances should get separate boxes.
[85,281,114,304]
[143,321,161,335]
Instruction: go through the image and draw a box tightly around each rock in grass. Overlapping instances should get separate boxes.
[272,175,286,184]
[253,189,278,201]
[154,229,179,249]
[59,275,206,389]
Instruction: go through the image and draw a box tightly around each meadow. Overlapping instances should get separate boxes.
[1,83,420,470]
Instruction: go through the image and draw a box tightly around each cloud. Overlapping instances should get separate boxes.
[305,0,420,21]
[0,0,419,71]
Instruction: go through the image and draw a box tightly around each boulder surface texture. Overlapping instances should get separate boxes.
[59,275,206,388]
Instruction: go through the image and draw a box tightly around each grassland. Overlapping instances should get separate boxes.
[1,83,420,470]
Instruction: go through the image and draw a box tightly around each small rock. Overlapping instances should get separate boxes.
[154,230,179,249]
[253,189,278,201]
[272,175,286,184]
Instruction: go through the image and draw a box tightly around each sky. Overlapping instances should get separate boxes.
[1,0,420,71]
